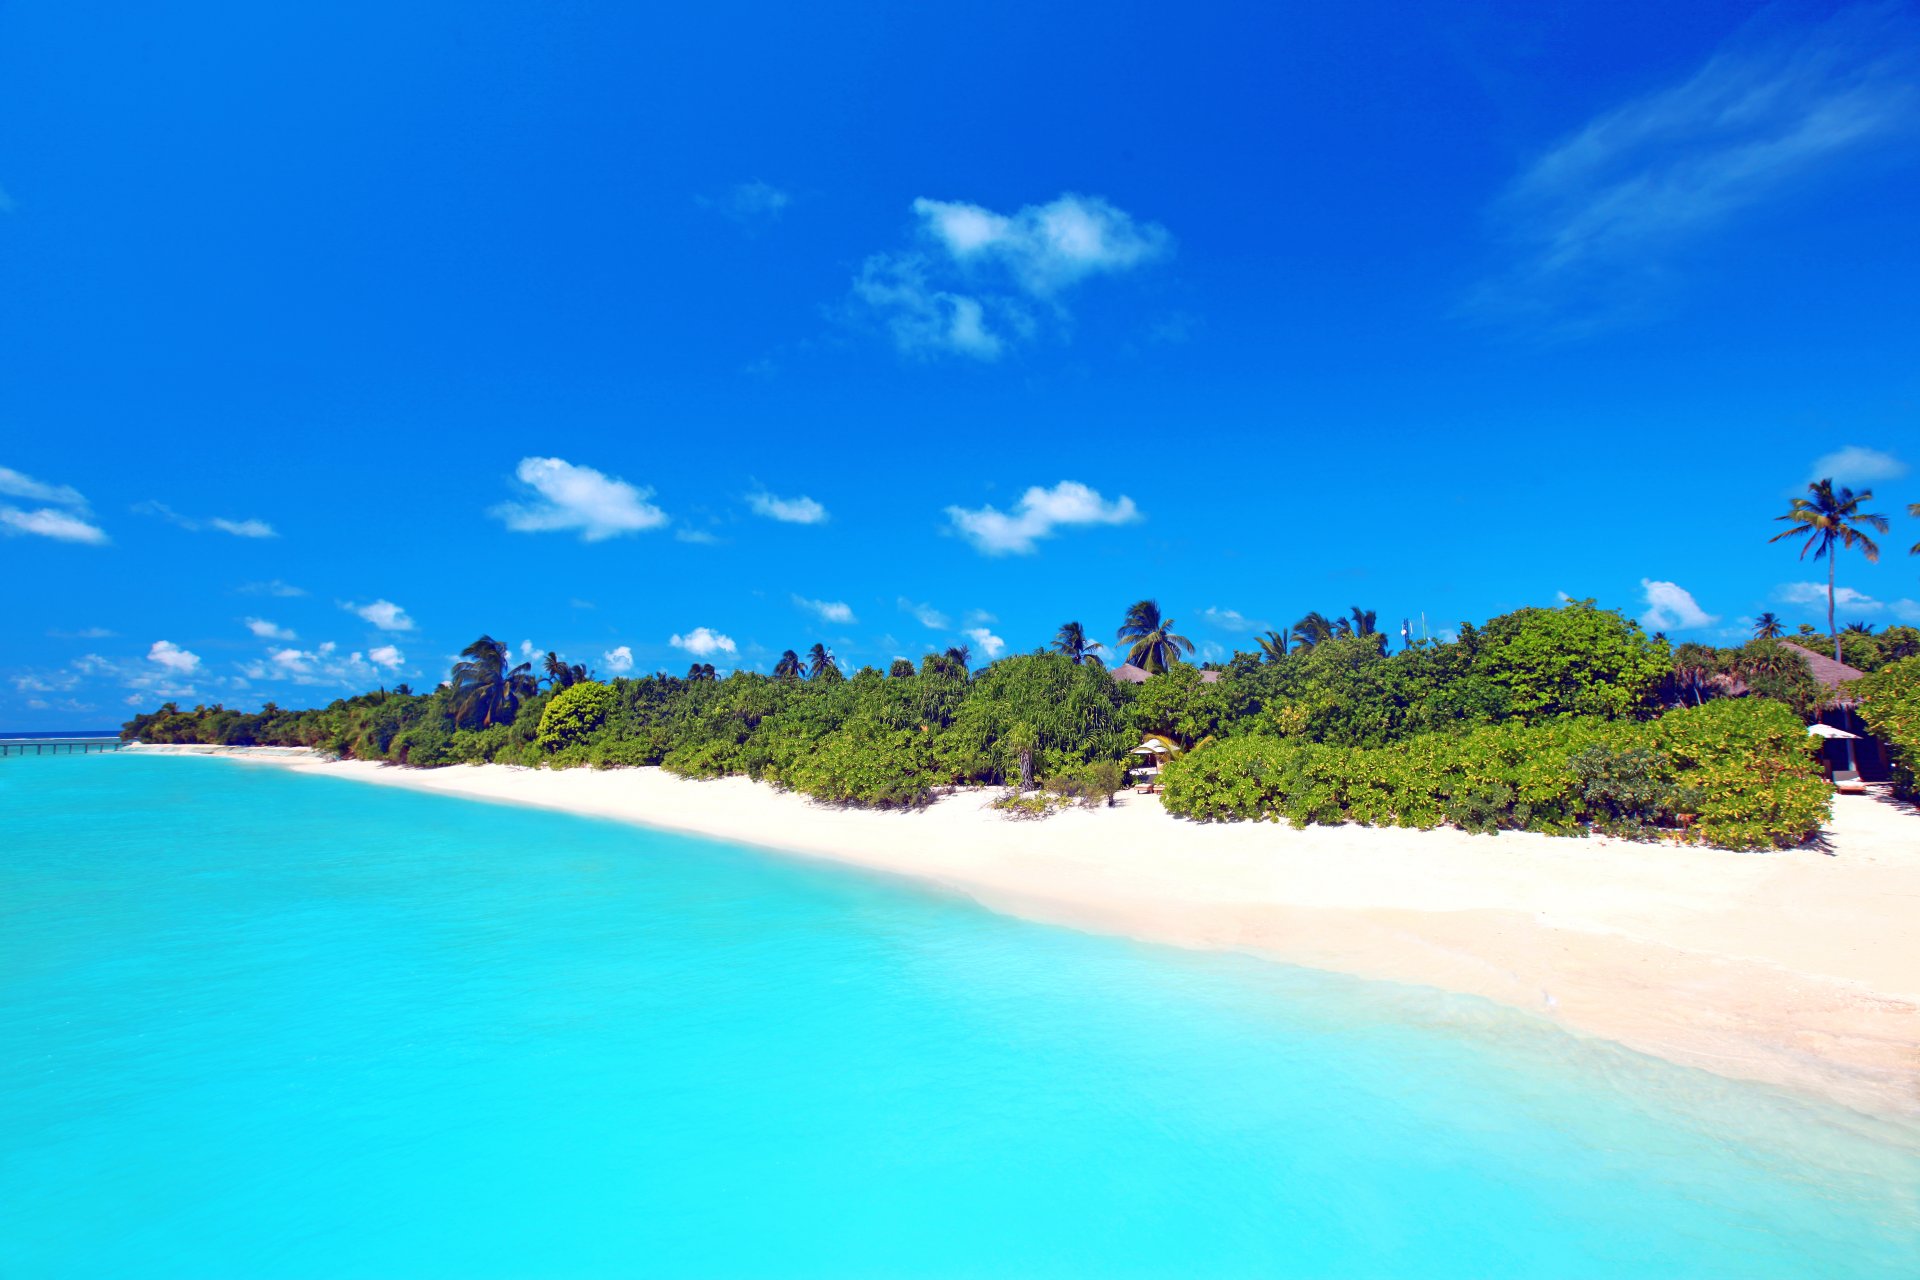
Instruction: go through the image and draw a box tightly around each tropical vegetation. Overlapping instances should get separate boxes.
[123,593,1879,850]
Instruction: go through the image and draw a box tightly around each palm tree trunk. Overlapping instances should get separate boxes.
[1828,554,1839,664]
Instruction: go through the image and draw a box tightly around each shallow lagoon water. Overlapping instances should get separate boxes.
[3,755,1916,1277]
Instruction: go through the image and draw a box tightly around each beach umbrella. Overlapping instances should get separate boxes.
[1806,723,1860,739]
[1130,737,1175,755]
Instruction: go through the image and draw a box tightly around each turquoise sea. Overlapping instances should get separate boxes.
[4,755,1917,1277]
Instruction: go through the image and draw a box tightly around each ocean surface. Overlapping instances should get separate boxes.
[4,755,1917,1278]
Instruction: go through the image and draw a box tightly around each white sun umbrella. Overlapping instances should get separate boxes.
[1130,737,1175,755]
[1807,723,1860,739]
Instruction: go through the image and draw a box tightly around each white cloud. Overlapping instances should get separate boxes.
[245,618,296,641]
[0,466,87,507]
[602,645,635,674]
[1472,9,1919,326]
[0,467,106,542]
[209,517,277,538]
[670,627,736,657]
[1200,607,1262,633]
[898,598,950,630]
[1776,582,1884,611]
[749,491,829,524]
[850,253,1013,361]
[946,480,1141,555]
[913,193,1172,295]
[1639,579,1719,631]
[674,528,723,545]
[240,579,305,597]
[47,626,115,639]
[368,644,404,670]
[346,599,415,632]
[849,192,1171,359]
[519,640,535,661]
[1807,445,1907,486]
[133,501,276,538]
[794,595,856,624]
[703,180,791,228]
[964,626,1006,659]
[148,640,201,674]
[490,457,669,541]
[1,506,109,544]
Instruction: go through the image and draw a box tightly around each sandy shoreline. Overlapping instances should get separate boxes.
[133,745,1920,1121]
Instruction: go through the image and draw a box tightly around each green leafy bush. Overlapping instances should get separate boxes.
[537,681,618,754]
[1648,698,1827,850]
[1163,699,1827,850]
[1852,656,1920,799]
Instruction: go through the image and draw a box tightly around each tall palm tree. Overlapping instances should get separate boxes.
[944,644,972,672]
[1348,606,1378,636]
[1255,629,1289,662]
[1842,621,1875,635]
[1050,621,1105,666]
[1117,599,1194,673]
[1910,502,1920,556]
[450,635,538,728]
[1289,611,1333,649]
[1752,611,1784,639]
[773,649,805,679]
[686,663,717,680]
[1770,479,1888,662]
[542,651,574,690]
[806,643,837,678]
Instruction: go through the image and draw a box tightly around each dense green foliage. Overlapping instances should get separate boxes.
[1853,657,1920,799]
[1162,699,1826,850]
[125,600,1844,848]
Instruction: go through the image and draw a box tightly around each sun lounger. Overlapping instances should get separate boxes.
[1832,769,1868,795]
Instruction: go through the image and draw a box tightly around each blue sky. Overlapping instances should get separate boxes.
[4,0,1919,728]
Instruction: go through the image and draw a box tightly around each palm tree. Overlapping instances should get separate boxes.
[1050,621,1105,666]
[1752,612,1784,639]
[944,644,972,672]
[1117,599,1195,673]
[542,651,574,690]
[1289,611,1333,649]
[888,658,915,678]
[450,635,538,728]
[1255,629,1289,662]
[1770,479,1888,662]
[686,663,717,680]
[773,649,805,680]
[1910,503,1920,556]
[807,643,837,678]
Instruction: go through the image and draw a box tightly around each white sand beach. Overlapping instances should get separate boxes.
[151,747,1920,1119]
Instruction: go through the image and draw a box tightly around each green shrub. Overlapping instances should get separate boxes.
[537,681,618,754]
[590,737,661,769]
[1042,759,1128,808]
[1568,743,1672,838]
[1852,657,1920,799]
[1163,701,1827,850]
[1649,698,1828,850]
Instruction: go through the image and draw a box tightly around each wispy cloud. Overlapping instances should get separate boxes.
[700,180,791,230]
[245,618,296,641]
[749,491,828,524]
[946,480,1141,555]
[1639,579,1719,631]
[239,579,306,598]
[0,465,108,544]
[133,500,277,538]
[1806,444,1907,486]
[1471,8,1919,329]
[848,193,1171,360]
[1200,606,1264,633]
[344,599,415,632]
[898,598,950,630]
[1777,581,1883,611]
[490,457,669,541]
[794,595,856,624]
